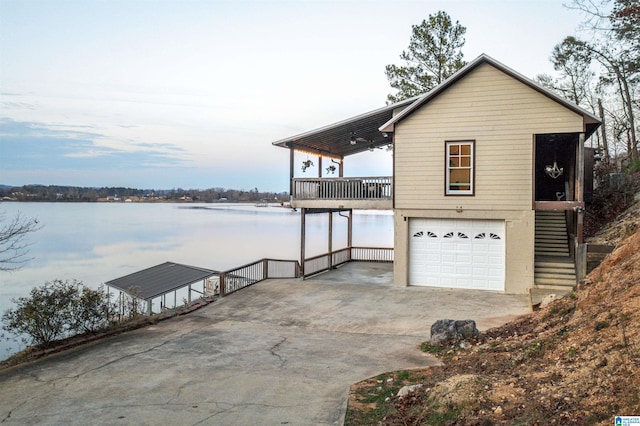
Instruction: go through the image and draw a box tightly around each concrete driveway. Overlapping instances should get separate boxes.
[0,263,530,425]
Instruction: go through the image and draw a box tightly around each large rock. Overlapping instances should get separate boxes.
[539,293,559,308]
[397,384,423,398]
[430,319,480,346]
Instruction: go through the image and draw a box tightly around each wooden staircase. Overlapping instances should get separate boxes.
[532,211,576,304]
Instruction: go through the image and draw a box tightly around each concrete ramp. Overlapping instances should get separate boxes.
[0,262,530,425]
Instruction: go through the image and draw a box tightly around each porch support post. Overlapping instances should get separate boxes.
[576,132,587,281]
[300,208,306,279]
[147,299,152,315]
[328,211,333,269]
[289,147,295,197]
[348,209,353,261]
[339,156,344,177]
[576,133,585,206]
[318,155,322,178]
[576,132,585,244]
[576,212,587,280]
[348,209,353,247]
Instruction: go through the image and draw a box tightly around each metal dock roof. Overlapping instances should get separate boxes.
[105,262,218,300]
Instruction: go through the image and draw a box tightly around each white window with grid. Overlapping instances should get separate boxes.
[446,141,474,195]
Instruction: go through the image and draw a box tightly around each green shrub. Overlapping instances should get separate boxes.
[72,284,116,333]
[2,279,115,347]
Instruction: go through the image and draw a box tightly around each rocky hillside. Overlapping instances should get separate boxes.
[586,171,640,244]
[347,175,640,425]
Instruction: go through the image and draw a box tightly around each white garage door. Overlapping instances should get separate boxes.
[409,219,505,291]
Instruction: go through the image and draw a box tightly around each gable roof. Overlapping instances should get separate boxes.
[379,54,601,137]
[271,96,417,158]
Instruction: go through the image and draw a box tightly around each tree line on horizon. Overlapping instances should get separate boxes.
[0,184,288,203]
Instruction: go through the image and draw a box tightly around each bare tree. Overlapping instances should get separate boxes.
[549,37,595,106]
[553,1,639,161]
[0,211,42,272]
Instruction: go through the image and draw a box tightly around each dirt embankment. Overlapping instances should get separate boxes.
[347,174,640,425]
[586,172,640,245]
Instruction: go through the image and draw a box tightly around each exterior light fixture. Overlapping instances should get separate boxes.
[350,135,357,145]
[544,161,563,179]
[545,139,563,179]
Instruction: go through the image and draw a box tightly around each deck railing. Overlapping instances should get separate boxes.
[220,258,300,296]
[292,176,392,200]
[303,253,331,277]
[113,247,392,319]
[115,245,393,306]
[351,246,394,262]
[302,246,393,278]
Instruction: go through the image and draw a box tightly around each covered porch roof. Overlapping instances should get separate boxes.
[271,97,416,158]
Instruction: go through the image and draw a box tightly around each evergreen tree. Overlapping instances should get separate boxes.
[385,11,467,103]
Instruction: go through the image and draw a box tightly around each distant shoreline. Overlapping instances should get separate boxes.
[0,199,292,208]
[0,185,288,204]
[1,199,287,204]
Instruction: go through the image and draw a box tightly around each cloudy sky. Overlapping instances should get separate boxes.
[1,0,590,192]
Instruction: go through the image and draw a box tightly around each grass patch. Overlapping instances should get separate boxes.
[420,342,459,361]
[420,342,445,355]
[513,341,546,365]
[424,406,462,425]
[345,369,435,426]
[344,403,390,426]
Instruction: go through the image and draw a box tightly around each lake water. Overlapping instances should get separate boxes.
[0,202,393,359]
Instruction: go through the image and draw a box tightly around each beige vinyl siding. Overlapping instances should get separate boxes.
[394,63,584,211]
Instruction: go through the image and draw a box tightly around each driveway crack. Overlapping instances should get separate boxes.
[270,337,287,368]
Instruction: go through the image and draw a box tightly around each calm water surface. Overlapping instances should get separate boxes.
[0,202,392,358]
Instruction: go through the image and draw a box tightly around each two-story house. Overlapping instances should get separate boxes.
[273,54,601,295]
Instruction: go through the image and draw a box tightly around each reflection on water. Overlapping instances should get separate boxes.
[0,202,392,358]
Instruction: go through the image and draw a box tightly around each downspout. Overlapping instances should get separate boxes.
[390,133,396,209]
